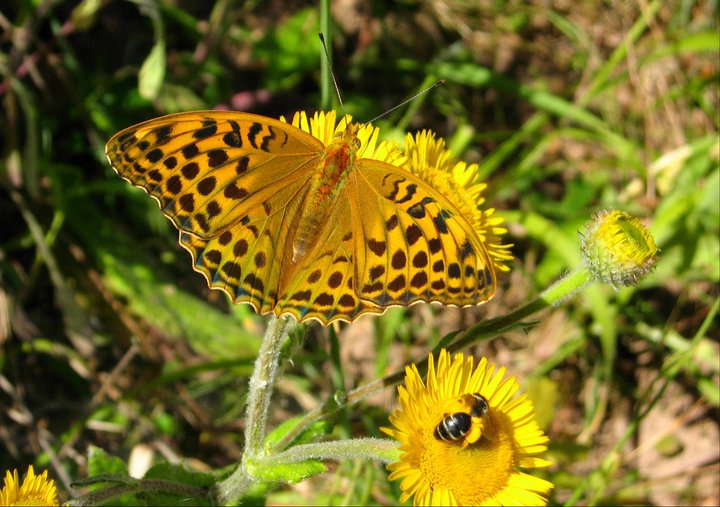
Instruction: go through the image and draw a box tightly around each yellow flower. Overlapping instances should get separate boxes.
[382,349,553,506]
[281,110,406,166]
[402,131,513,273]
[0,466,59,506]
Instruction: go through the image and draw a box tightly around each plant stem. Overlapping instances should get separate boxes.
[448,263,592,351]
[245,314,294,459]
[271,438,400,465]
[68,479,207,506]
[214,314,294,504]
[319,0,332,110]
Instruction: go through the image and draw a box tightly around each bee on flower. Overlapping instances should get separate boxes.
[382,349,553,506]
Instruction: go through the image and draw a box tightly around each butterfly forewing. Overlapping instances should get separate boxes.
[351,160,496,310]
[106,111,323,238]
[106,111,326,318]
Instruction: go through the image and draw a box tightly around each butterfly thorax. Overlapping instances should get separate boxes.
[315,124,360,197]
[289,124,361,264]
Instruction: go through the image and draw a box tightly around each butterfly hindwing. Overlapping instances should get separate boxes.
[273,194,370,322]
[179,204,291,315]
[181,181,379,323]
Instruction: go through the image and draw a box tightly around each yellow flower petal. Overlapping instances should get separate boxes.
[0,466,59,506]
[281,110,406,166]
[402,131,513,273]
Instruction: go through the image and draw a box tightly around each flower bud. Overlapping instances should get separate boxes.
[580,210,658,289]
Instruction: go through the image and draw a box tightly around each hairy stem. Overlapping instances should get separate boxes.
[271,438,400,465]
[214,314,294,504]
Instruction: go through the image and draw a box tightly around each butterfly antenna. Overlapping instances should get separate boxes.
[318,33,347,124]
[368,80,446,124]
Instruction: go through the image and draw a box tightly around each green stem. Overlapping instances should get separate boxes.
[271,438,400,465]
[448,263,592,351]
[319,0,332,110]
[214,314,294,504]
[329,326,351,439]
[270,265,593,452]
[245,315,294,458]
[68,479,207,506]
[268,376,392,453]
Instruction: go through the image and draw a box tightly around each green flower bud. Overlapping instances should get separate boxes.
[580,210,658,289]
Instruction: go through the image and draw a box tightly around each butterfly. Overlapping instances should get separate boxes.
[105,111,496,324]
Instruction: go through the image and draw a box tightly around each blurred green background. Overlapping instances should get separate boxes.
[1,0,718,505]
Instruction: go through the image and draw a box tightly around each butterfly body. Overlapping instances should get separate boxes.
[291,128,358,263]
[106,111,495,324]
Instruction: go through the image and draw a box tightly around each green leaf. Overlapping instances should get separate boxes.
[87,445,128,477]
[143,462,218,487]
[255,8,319,90]
[649,31,720,60]
[264,416,332,450]
[80,447,139,506]
[98,247,262,359]
[71,0,103,31]
[254,459,327,485]
[139,40,166,100]
[141,462,217,506]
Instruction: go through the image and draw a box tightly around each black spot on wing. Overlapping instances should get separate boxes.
[434,209,450,234]
[260,126,276,152]
[223,121,242,147]
[396,183,417,204]
[208,149,229,167]
[248,123,262,149]
[153,125,173,145]
[367,239,387,256]
[407,197,435,219]
[193,120,218,140]
[207,200,221,218]
[146,148,163,163]
[405,224,422,245]
[236,156,250,175]
[391,249,407,269]
[181,162,200,180]
[198,176,217,195]
[386,215,399,231]
[182,144,199,159]
[218,231,232,245]
[166,175,182,194]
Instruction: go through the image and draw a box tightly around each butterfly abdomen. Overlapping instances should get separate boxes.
[289,135,356,263]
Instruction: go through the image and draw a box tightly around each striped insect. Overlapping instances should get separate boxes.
[434,393,490,442]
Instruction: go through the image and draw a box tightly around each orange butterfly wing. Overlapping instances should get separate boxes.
[348,160,495,311]
[106,111,496,324]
